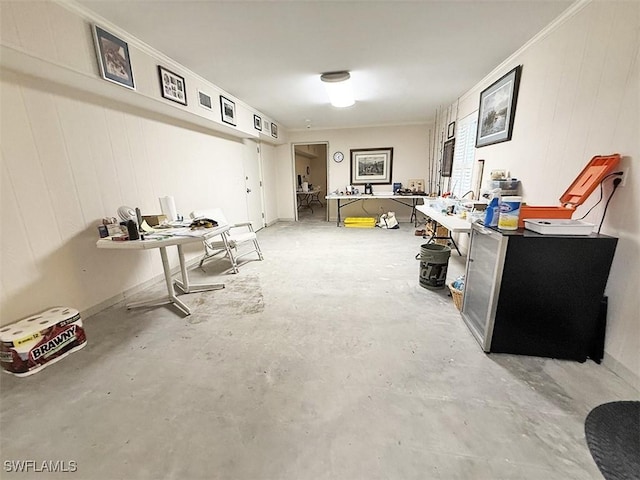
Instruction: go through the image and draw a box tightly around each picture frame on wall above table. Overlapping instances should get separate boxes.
[350,147,394,185]
[271,123,278,138]
[92,25,135,90]
[476,65,522,147]
[254,114,262,131]
[442,139,455,177]
[198,90,212,110]
[220,96,236,125]
[447,121,455,139]
[158,66,187,105]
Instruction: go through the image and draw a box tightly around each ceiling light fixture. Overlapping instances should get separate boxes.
[320,71,355,108]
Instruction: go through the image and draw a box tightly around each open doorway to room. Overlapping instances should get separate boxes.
[293,143,328,222]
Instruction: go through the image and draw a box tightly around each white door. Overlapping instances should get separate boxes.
[242,139,264,231]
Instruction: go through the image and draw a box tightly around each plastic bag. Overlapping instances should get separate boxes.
[377,212,399,229]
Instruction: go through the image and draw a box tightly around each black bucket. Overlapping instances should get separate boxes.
[416,243,451,290]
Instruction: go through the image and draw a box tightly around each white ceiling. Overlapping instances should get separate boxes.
[79,0,573,131]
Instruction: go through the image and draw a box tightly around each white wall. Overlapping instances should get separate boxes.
[448,1,639,386]
[289,124,432,222]
[0,70,250,322]
[0,0,283,323]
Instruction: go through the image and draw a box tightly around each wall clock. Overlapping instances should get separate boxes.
[333,151,344,163]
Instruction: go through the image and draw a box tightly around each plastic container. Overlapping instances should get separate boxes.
[491,179,521,195]
[518,205,573,227]
[498,196,522,230]
[416,243,451,290]
[524,219,595,235]
[344,217,376,228]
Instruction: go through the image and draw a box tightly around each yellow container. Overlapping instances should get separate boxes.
[344,217,376,228]
[498,196,521,231]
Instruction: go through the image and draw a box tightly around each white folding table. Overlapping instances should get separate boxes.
[297,188,323,213]
[96,224,230,316]
[325,193,426,227]
[415,204,471,255]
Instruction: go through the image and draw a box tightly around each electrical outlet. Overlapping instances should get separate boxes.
[618,168,628,187]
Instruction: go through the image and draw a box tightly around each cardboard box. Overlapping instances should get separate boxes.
[142,215,167,227]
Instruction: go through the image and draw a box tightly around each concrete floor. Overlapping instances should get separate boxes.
[1,221,637,480]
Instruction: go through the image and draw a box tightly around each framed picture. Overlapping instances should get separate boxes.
[220,96,236,125]
[263,118,270,134]
[442,139,455,177]
[158,66,187,105]
[350,147,393,185]
[408,179,425,192]
[254,114,262,131]
[92,25,135,90]
[271,123,278,138]
[476,65,522,147]
[198,90,212,110]
[447,121,455,139]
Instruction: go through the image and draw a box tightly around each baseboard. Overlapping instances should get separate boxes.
[80,256,201,320]
[603,352,640,392]
[265,218,294,226]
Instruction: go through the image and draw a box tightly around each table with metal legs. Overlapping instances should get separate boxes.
[415,205,471,256]
[96,225,230,316]
[297,188,323,214]
[325,194,425,227]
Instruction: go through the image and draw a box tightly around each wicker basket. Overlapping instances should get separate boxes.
[449,283,464,311]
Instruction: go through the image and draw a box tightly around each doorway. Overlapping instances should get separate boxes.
[293,143,328,222]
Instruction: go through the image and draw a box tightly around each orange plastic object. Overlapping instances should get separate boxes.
[559,154,620,207]
[518,154,621,228]
[518,206,573,227]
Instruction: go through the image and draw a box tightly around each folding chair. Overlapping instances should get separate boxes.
[190,208,263,273]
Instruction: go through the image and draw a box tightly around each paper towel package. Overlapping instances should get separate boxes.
[0,307,87,377]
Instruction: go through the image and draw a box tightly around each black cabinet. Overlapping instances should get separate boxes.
[461,223,617,362]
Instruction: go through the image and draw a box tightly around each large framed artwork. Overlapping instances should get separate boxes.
[476,65,522,148]
[158,65,187,105]
[442,139,455,177]
[92,25,135,90]
[350,147,393,185]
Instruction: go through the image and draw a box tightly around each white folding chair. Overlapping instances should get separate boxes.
[190,208,263,273]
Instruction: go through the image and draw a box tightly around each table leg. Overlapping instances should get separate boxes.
[411,199,417,227]
[449,235,462,256]
[337,199,341,227]
[174,244,225,294]
[126,246,191,316]
[422,224,463,256]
